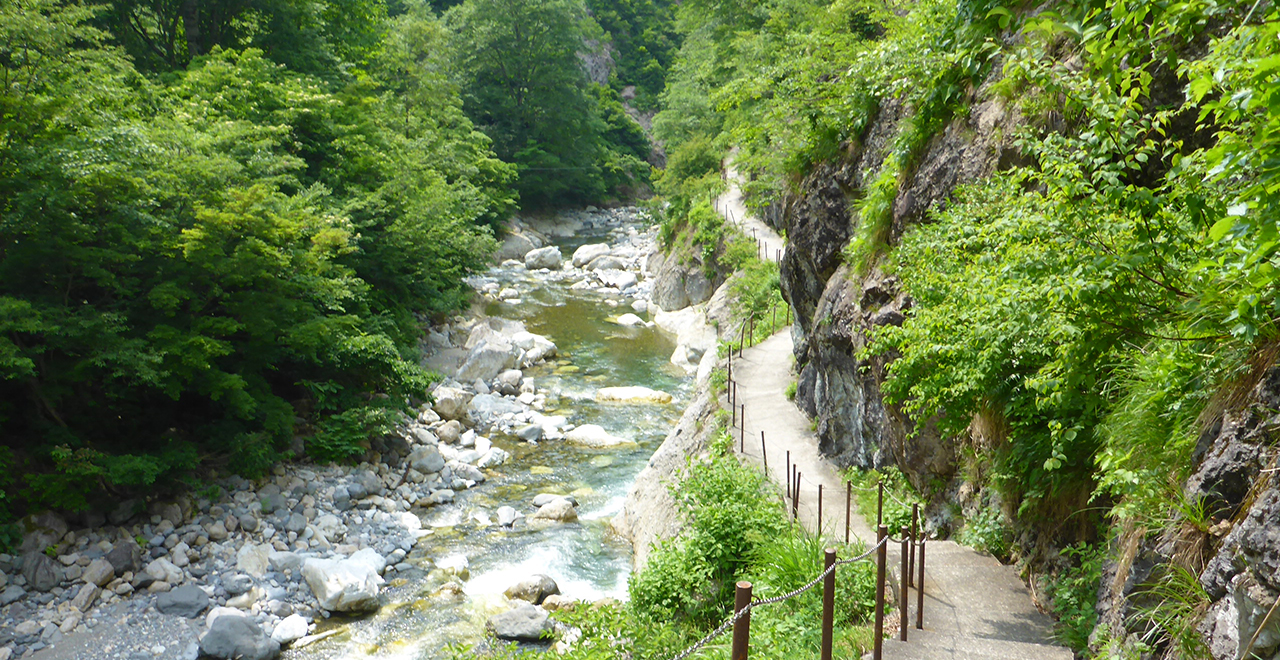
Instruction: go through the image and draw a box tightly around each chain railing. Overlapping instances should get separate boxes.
[710,340,930,660]
[665,538,890,660]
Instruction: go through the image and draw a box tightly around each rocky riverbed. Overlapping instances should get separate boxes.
[2,207,697,660]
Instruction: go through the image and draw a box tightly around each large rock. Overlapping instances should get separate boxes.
[271,613,309,645]
[455,339,519,384]
[432,387,474,421]
[652,305,718,374]
[650,249,715,312]
[155,584,209,618]
[18,512,67,555]
[511,331,557,364]
[531,499,578,523]
[408,446,445,474]
[571,243,611,268]
[487,603,553,642]
[496,231,537,262]
[597,269,637,290]
[146,557,183,585]
[564,424,632,448]
[524,246,563,270]
[106,539,142,576]
[82,558,114,587]
[21,551,63,592]
[504,575,560,605]
[236,544,270,578]
[200,611,280,660]
[596,386,672,404]
[301,549,386,612]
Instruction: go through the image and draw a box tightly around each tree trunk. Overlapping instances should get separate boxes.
[181,0,202,58]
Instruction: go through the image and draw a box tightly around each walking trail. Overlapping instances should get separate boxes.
[714,176,1072,660]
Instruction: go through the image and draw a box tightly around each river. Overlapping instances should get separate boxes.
[284,212,688,659]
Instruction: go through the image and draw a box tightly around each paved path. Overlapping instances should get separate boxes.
[715,163,786,263]
[713,179,1071,660]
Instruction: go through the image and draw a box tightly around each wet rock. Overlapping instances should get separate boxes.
[597,269,636,290]
[511,332,557,364]
[524,246,562,270]
[302,549,385,612]
[515,424,543,442]
[596,386,672,404]
[487,603,553,642]
[156,584,209,618]
[497,506,519,527]
[541,595,576,612]
[21,551,63,592]
[504,575,560,605]
[477,447,511,468]
[200,611,280,660]
[572,243,610,267]
[614,313,645,327]
[531,499,578,523]
[564,424,632,448]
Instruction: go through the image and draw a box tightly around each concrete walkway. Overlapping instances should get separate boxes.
[714,178,1071,660]
[715,163,786,263]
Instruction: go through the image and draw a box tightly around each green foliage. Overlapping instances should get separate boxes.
[956,502,1011,561]
[848,467,919,533]
[1047,543,1105,653]
[585,0,679,111]
[0,0,505,520]
[629,453,790,625]
[785,381,797,400]
[1134,564,1212,660]
[445,0,652,208]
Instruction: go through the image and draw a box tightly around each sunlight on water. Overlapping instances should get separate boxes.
[285,218,684,660]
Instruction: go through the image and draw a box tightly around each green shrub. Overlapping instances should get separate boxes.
[1047,543,1105,653]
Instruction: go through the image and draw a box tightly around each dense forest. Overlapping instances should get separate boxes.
[0,0,668,538]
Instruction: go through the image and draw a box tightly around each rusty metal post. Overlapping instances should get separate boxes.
[731,581,753,660]
[874,525,887,660]
[731,389,736,427]
[845,482,852,545]
[760,431,767,470]
[785,451,791,498]
[792,470,800,520]
[877,479,884,527]
[818,484,824,535]
[916,540,925,630]
[900,527,910,642]
[909,504,919,588]
[821,548,836,660]
[739,408,745,453]
[740,404,745,437]
[727,350,731,385]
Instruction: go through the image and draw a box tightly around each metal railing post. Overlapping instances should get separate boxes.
[760,431,767,470]
[818,484,824,535]
[785,451,791,499]
[731,581,753,660]
[916,540,925,630]
[792,470,801,520]
[845,482,852,545]
[821,548,836,660]
[874,525,887,660]
[900,527,910,642]
[877,479,884,527]
[909,504,919,588]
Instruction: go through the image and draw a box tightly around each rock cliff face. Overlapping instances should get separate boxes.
[781,88,1022,485]
[772,71,1280,660]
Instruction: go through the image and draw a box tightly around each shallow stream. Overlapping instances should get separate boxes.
[285,219,686,659]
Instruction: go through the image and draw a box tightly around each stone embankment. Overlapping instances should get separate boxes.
[3,207,670,660]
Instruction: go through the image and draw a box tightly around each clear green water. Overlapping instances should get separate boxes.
[286,225,685,659]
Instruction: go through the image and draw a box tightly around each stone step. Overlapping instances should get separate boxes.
[881,629,1074,660]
